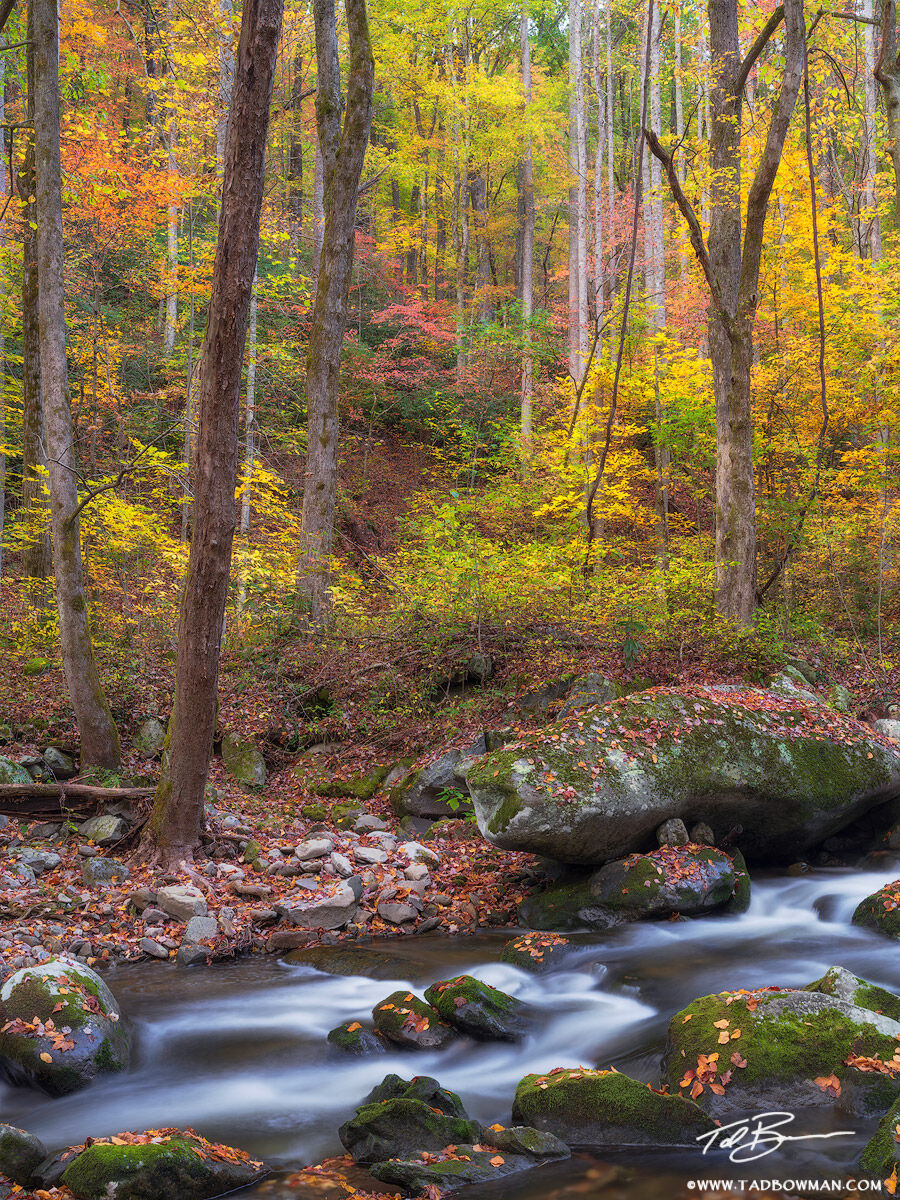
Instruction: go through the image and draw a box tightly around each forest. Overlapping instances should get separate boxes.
[5,0,900,1198]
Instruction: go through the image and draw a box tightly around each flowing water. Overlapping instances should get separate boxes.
[3,860,900,1197]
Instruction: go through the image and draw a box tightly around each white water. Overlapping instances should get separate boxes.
[3,860,900,1192]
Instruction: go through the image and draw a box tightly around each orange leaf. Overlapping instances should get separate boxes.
[39,1052,53,1063]
[713,1019,730,1029]
[490,1156,505,1166]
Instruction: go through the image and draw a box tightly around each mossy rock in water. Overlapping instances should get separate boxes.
[0,958,130,1096]
[61,1133,267,1200]
[860,1093,900,1178]
[370,1146,534,1195]
[805,966,900,1023]
[0,1124,46,1186]
[362,1073,467,1117]
[285,944,431,983]
[423,975,530,1041]
[371,990,458,1050]
[512,1068,714,1147]
[662,984,900,1119]
[517,875,595,932]
[465,684,900,865]
[339,1098,481,1165]
[584,844,737,922]
[853,880,900,938]
[487,1125,570,1159]
[0,756,33,786]
[316,764,391,801]
[327,1020,387,1055]
[220,731,266,789]
[722,850,751,913]
[500,932,572,972]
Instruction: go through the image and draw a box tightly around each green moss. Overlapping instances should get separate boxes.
[371,990,457,1049]
[854,883,900,937]
[318,764,390,801]
[805,967,900,1022]
[327,1021,385,1054]
[423,975,527,1040]
[300,803,327,820]
[517,876,594,932]
[61,1136,263,1200]
[339,1098,480,1165]
[860,1096,900,1176]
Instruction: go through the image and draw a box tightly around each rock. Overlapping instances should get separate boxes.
[134,717,166,758]
[81,858,130,886]
[284,944,432,981]
[0,757,32,786]
[139,938,169,959]
[280,883,358,930]
[827,684,853,714]
[317,767,391,802]
[378,901,418,924]
[370,1147,533,1195]
[390,736,487,819]
[60,1131,266,1200]
[404,863,430,882]
[689,822,716,846]
[77,815,127,847]
[466,685,900,865]
[861,1093,900,1177]
[18,849,61,875]
[157,886,207,921]
[182,915,217,944]
[372,990,458,1050]
[656,818,689,846]
[398,840,440,866]
[0,958,130,1095]
[340,1098,479,1165]
[433,652,494,694]
[557,674,620,720]
[355,845,388,865]
[176,944,211,966]
[489,1125,570,1159]
[500,932,572,973]
[875,719,900,741]
[424,975,530,1040]
[363,1073,469,1115]
[585,845,739,923]
[43,747,75,779]
[294,837,334,860]
[0,1125,46,1186]
[514,677,575,717]
[327,1021,387,1054]
[354,813,388,832]
[331,851,354,877]
[853,879,900,937]
[662,976,900,1118]
[221,731,266,789]
[805,966,900,1022]
[512,1067,714,1146]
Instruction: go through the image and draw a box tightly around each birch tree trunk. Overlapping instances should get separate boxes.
[163,0,178,357]
[862,0,882,260]
[296,0,375,624]
[591,0,605,321]
[520,6,534,469]
[241,276,257,536]
[33,0,120,767]
[142,0,283,866]
[216,0,234,176]
[568,0,584,381]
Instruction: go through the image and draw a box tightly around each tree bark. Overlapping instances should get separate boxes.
[240,276,257,535]
[863,0,882,259]
[296,0,375,624]
[876,0,900,220]
[520,6,534,468]
[163,0,178,357]
[141,0,284,865]
[216,0,235,176]
[288,49,305,273]
[33,0,120,766]
[568,0,584,381]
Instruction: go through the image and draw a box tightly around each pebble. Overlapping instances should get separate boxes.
[77,844,98,857]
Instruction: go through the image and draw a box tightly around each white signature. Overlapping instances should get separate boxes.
[696,1112,855,1163]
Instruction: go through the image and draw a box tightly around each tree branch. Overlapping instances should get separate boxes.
[735,5,785,96]
[64,425,182,531]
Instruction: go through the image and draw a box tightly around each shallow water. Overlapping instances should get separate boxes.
[3,859,900,1195]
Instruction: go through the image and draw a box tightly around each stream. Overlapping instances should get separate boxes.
[3,860,900,1197]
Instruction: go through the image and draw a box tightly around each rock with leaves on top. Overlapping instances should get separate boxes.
[371,990,458,1050]
[423,975,531,1041]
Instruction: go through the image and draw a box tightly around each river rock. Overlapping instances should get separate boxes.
[43,747,76,779]
[0,757,32,786]
[0,958,130,1095]
[861,1093,900,1177]
[424,975,530,1040]
[60,1131,266,1200]
[157,885,207,921]
[370,1147,533,1194]
[377,900,419,924]
[372,990,458,1049]
[355,845,388,865]
[363,1073,468,1115]
[183,915,217,944]
[82,857,130,886]
[0,1125,46,1186]
[134,716,166,758]
[280,883,358,930]
[77,815,127,847]
[398,840,440,865]
[390,736,487,819]
[221,731,266,789]
[806,966,900,1021]
[512,1067,715,1146]
[294,837,334,860]
[875,719,900,741]
[327,1021,386,1055]
[656,818,689,846]
[18,849,61,875]
[662,975,900,1119]
[500,932,572,972]
[853,880,900,938]
[465,685,900,865]
[340,1097,479,1164]
[583,844,738,923]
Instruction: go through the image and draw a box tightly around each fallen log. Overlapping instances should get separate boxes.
[0,783,154,818]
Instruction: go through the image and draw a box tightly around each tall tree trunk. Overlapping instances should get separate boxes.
[605,0,615,296]
[216,0,235,176]
[33,0,120,766]
[674,0,687,280]
[288,49,305,273]
[142,0,284,866]
[0,47,5,578]
[568,0,585,381]
[863,0,882,259]
[296,0,375,624]
[520,5,534,468]
[876,1,900,219]
[241,276,257,535]
[163,0,178,357]
[591,0,605,321]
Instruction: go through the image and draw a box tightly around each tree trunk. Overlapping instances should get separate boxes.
[875,1,900,220]
[33,0,120,767]
[288,49,305,273]
[142,0,283,866]
[674,0,687,280]
[568,0,584,381]
[863,0,882,259]
[296,0,375,624]
[216,0,234,176]
[163,0,178,357]
[520,6,534,468]
[240,276,257,535]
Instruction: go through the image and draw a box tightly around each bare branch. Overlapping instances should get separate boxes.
[735,5,785,96]
[64,425,182,531]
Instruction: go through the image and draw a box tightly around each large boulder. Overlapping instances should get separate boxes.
[390,736,486,819]
[371,990,458,1050]
[339,1098,480,1164]
[221,732,265,789]
[60,1132,266,1200]
[512,1067,714,1146]
[465,685,900,865]
[423,975,531,1041]
[0,958,130,1095]
[0,757,33,786]
[662,972,900,1119]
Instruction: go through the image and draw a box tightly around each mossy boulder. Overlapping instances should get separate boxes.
[423,975,530,1041]
[133,717,166,758]
[584,844,738,922]
[860,1093,900,1178]
[517,875,595,931]
[465,684,900,865]
[369,1147,534,1195]
[390,737,486,819]
[853,880,900,938]
[805,967,900,1022]
[0,958,130,1095]
[0,757,33,786]
[60,1133,266,1199]
[512,1068,715,1147]
[662,981,900,1119]
[500,932,572,972]
[327,1021,387,1055]
[371,990,458,1050]
[339,1099,481,1165]
[488,1126,570,1158]
[221,732,265,789]
[317,764,391,801]
[362,1073,467,1117]
[0,1125,46,1186]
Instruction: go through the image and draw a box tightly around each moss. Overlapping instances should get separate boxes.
[363,1073,467,1117]
[860,1096,900,1176]
[371,990,457,1049]
[805,967,900,1022]
[512,1068,714,1145]
[517,875,594,932]
[300,803,327,821]
[500,933,571,973]
[423,975,527,1040]
[339,1098,480,1165]
[318,764,390,801]
[853,882,900,938]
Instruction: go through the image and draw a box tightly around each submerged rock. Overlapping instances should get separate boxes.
[423,975,530,1041]
[500,932,572,972]
[466,685,900,865]
[371,990,458,1050]
[0,958,130,1095]
[512,1067,714,1146]
[369,1146,533,1195]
